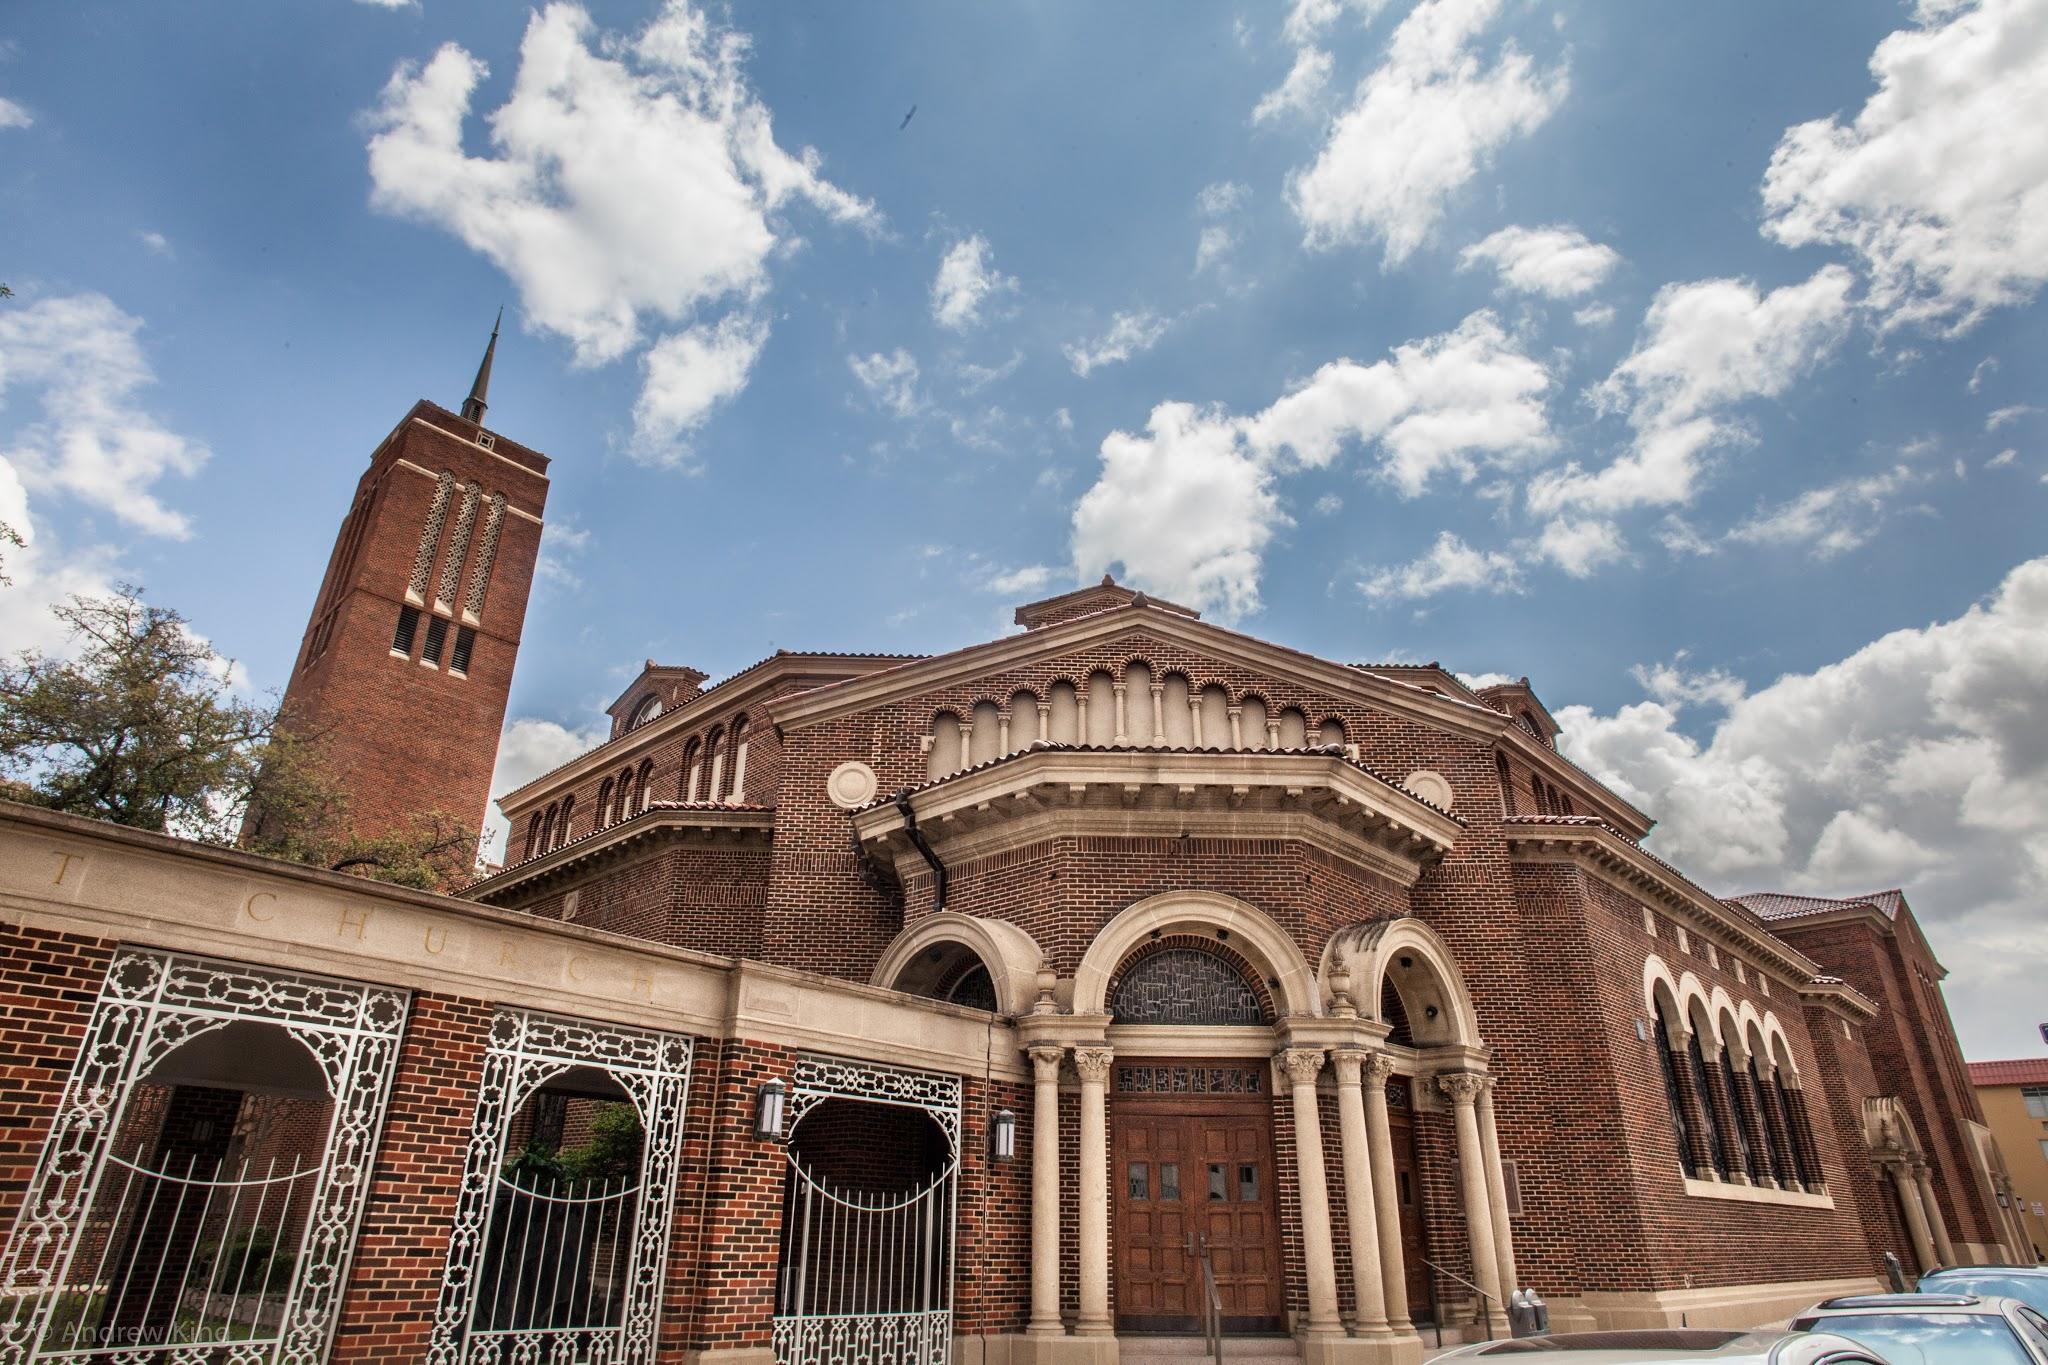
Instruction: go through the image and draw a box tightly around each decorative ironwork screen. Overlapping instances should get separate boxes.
[1110,948,1264,1025]
[0,949,410,1365]
[426,1008,692,1365]
[774,1056,962,1365]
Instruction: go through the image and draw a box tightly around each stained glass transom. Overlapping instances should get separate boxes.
[1115,1065,1264,1095]
[1110,947,1265,1025]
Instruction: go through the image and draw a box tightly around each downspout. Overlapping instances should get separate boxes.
[893,788,948,914]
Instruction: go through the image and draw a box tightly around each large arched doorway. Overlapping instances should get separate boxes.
[1104,937,1285,1335]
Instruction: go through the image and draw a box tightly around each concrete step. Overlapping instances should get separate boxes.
[1119,1337,1300,1362]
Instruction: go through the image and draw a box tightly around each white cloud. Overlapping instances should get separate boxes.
[1968,356,1998,392]
[1253,46,1334,124]
[1314,493,1343,514]
[1530,265,1856,514]
[1065,311,1173,378]
[1195,225,1238,276]
[1572,302,1615,327]
[1054,407,1074,433]
[1199,181,1251,217]
[1654,514,1716,558]
[1631,654,1748,710]
[355,0,416,9]
[0,97,30,130]
[631,312,769,462]
[365,1,872,450]
[1280,0,1389,45]
[1245,309,1554,496]
[1072,402,1282,622]
[136,230,173,258]
[1985,447,2017,469]
[0,293,208,538]
[1761,0,2048,333]
[1069,311,1555,616]
[849,348,923,418]
[485,716,610,860]
[1289,0,1568,264]
[1727,464,1921,558]
[1359,530,1521,601]
[535,519,590,588]
[1986,404,2038,430]
[1533,515,1626,577]
[931,234,1016,332]
[1557,552,2048,1055]
[985,564,1055,595]
[955,350,1022,392]
[1459,224,1620,298]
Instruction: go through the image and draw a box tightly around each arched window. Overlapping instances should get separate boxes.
[1317,717,1346,749]
[1496,754,1515,813]
[727,717,750,803]
[539,804,557,854]
[616,766,635,823]
[1110,947,1264,1025]
[628,695,661,729]
[1718,1042,1759,1182]
[1774,1066,1816,1189]
[596,779,614,829]
[927,713,962,780]
[522,812,541,861]
[1686,1026,1730,1179]
[703,727,726,806]
[556,795,575,850]
[635,759,654,814]
[1751,1051,1793,1186]
[681,738,703,803]
[1654,1000,1698,1177]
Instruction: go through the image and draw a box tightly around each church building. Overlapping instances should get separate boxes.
[0,352,2033,1365]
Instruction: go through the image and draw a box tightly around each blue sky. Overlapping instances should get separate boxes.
[2,1,2044,1057]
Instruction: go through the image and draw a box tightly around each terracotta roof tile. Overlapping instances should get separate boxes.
[1968,1057,2048,1087]
[1731,890,1904,923]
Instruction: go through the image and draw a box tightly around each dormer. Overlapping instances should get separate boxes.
[1475,677,1562,749]
[606,660,710,740]
[1012,574,1202,629]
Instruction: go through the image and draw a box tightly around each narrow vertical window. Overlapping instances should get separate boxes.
[450,625,476,675]
[422,615,449,665]
[1655,1001,1697,1177]
[392,605,420,655]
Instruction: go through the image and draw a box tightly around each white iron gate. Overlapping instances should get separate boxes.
[0,950,409,1365]
[426,1008,691,1365]
[772,1056,961,1365]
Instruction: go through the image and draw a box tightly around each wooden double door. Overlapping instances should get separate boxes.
[1112,1081,1283,1333]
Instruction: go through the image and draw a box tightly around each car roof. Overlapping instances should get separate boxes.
[1811,1293,1986,1311]
[1437,1328,1867,1361]
[1923,1265,2048,1276]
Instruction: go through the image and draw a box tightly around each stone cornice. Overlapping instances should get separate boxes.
[497,653,910,813]
[852,747,1462,887]
[1797,977,1881,1022]
[1502,818,1824,984]
[764,603,1507,743]
[468,802,774,902]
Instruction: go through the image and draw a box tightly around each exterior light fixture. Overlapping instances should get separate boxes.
[1635,1018,1651,1042]
[992,1109,1017,1163]
[756,1079,787,1140]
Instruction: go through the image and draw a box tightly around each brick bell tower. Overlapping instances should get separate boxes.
[266,314,549,844]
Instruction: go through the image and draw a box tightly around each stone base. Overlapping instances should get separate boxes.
[1301,1331,1424,1365]
[676,1350,776,1365]
[1550,1275,1883,1332]
[983,1333,1120,1365]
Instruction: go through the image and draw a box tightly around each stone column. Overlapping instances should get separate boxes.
[1891,1162,1938,1272]
[1361,1053,1411,1331]
[1073,1046,1115,1334]
[1227,705,1243,749]
[1440,1074,1508,1333]
[1282,1049,1344,1336]
[1474,1078,1519,1301]
[1332,1050,1390,1336]
[1112,684,1128,744]
[1188,698,1204,745]
[1027,1046,1065,1336]
[1149,683,1165,743]
[1915,1163,1957,1267]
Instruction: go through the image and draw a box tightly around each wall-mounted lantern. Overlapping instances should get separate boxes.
[756,1079,787,1140]
[992,1109,1017,1163]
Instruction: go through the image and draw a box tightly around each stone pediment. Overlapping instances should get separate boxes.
[852,744,1461,886]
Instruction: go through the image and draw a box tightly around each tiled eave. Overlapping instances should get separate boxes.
[1502,817,1825,984]
[468,802,774,903]
[1799,975,1880,1022]
[853,747,1463,888]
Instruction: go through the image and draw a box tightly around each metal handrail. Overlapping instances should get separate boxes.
[1200,1255,1223,1365]
[1418,1256,1496,1342]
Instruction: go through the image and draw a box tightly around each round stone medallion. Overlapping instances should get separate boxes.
[1403,769,1454,811]
[826,760,880,810]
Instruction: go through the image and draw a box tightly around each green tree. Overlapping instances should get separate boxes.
[0,584,478,890]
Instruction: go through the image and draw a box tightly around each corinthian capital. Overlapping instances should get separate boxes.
[1331,1049,1365,1086]
[1281,1048,1327,1085]
[1361,1051,1398,1087]
[1028,1045,1065,1084]
[1437,1072,1487,1106]
[1072,1046,1115,1084]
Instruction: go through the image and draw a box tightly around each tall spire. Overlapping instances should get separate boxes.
[460,307,501,424]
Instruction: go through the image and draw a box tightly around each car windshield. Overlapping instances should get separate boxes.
[1816,1312,2033,1365]
[1922,1273,2048,1317]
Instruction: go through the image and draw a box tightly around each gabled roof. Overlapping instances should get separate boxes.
[606,661,710,722]
[1732,889,1907,923]
[1968,1057,2048,1087]
[1013,574,1200,629]
[1474,678,1562,744]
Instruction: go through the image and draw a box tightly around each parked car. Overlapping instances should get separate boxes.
[1790,1291,2048,1363]
[1917,1264,2048,1319]
[1432,1326,1891,1362]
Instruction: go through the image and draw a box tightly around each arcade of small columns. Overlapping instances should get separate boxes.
[1014,1037,1519,1343]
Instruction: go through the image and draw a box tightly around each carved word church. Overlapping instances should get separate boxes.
[0,344,2034,1365]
